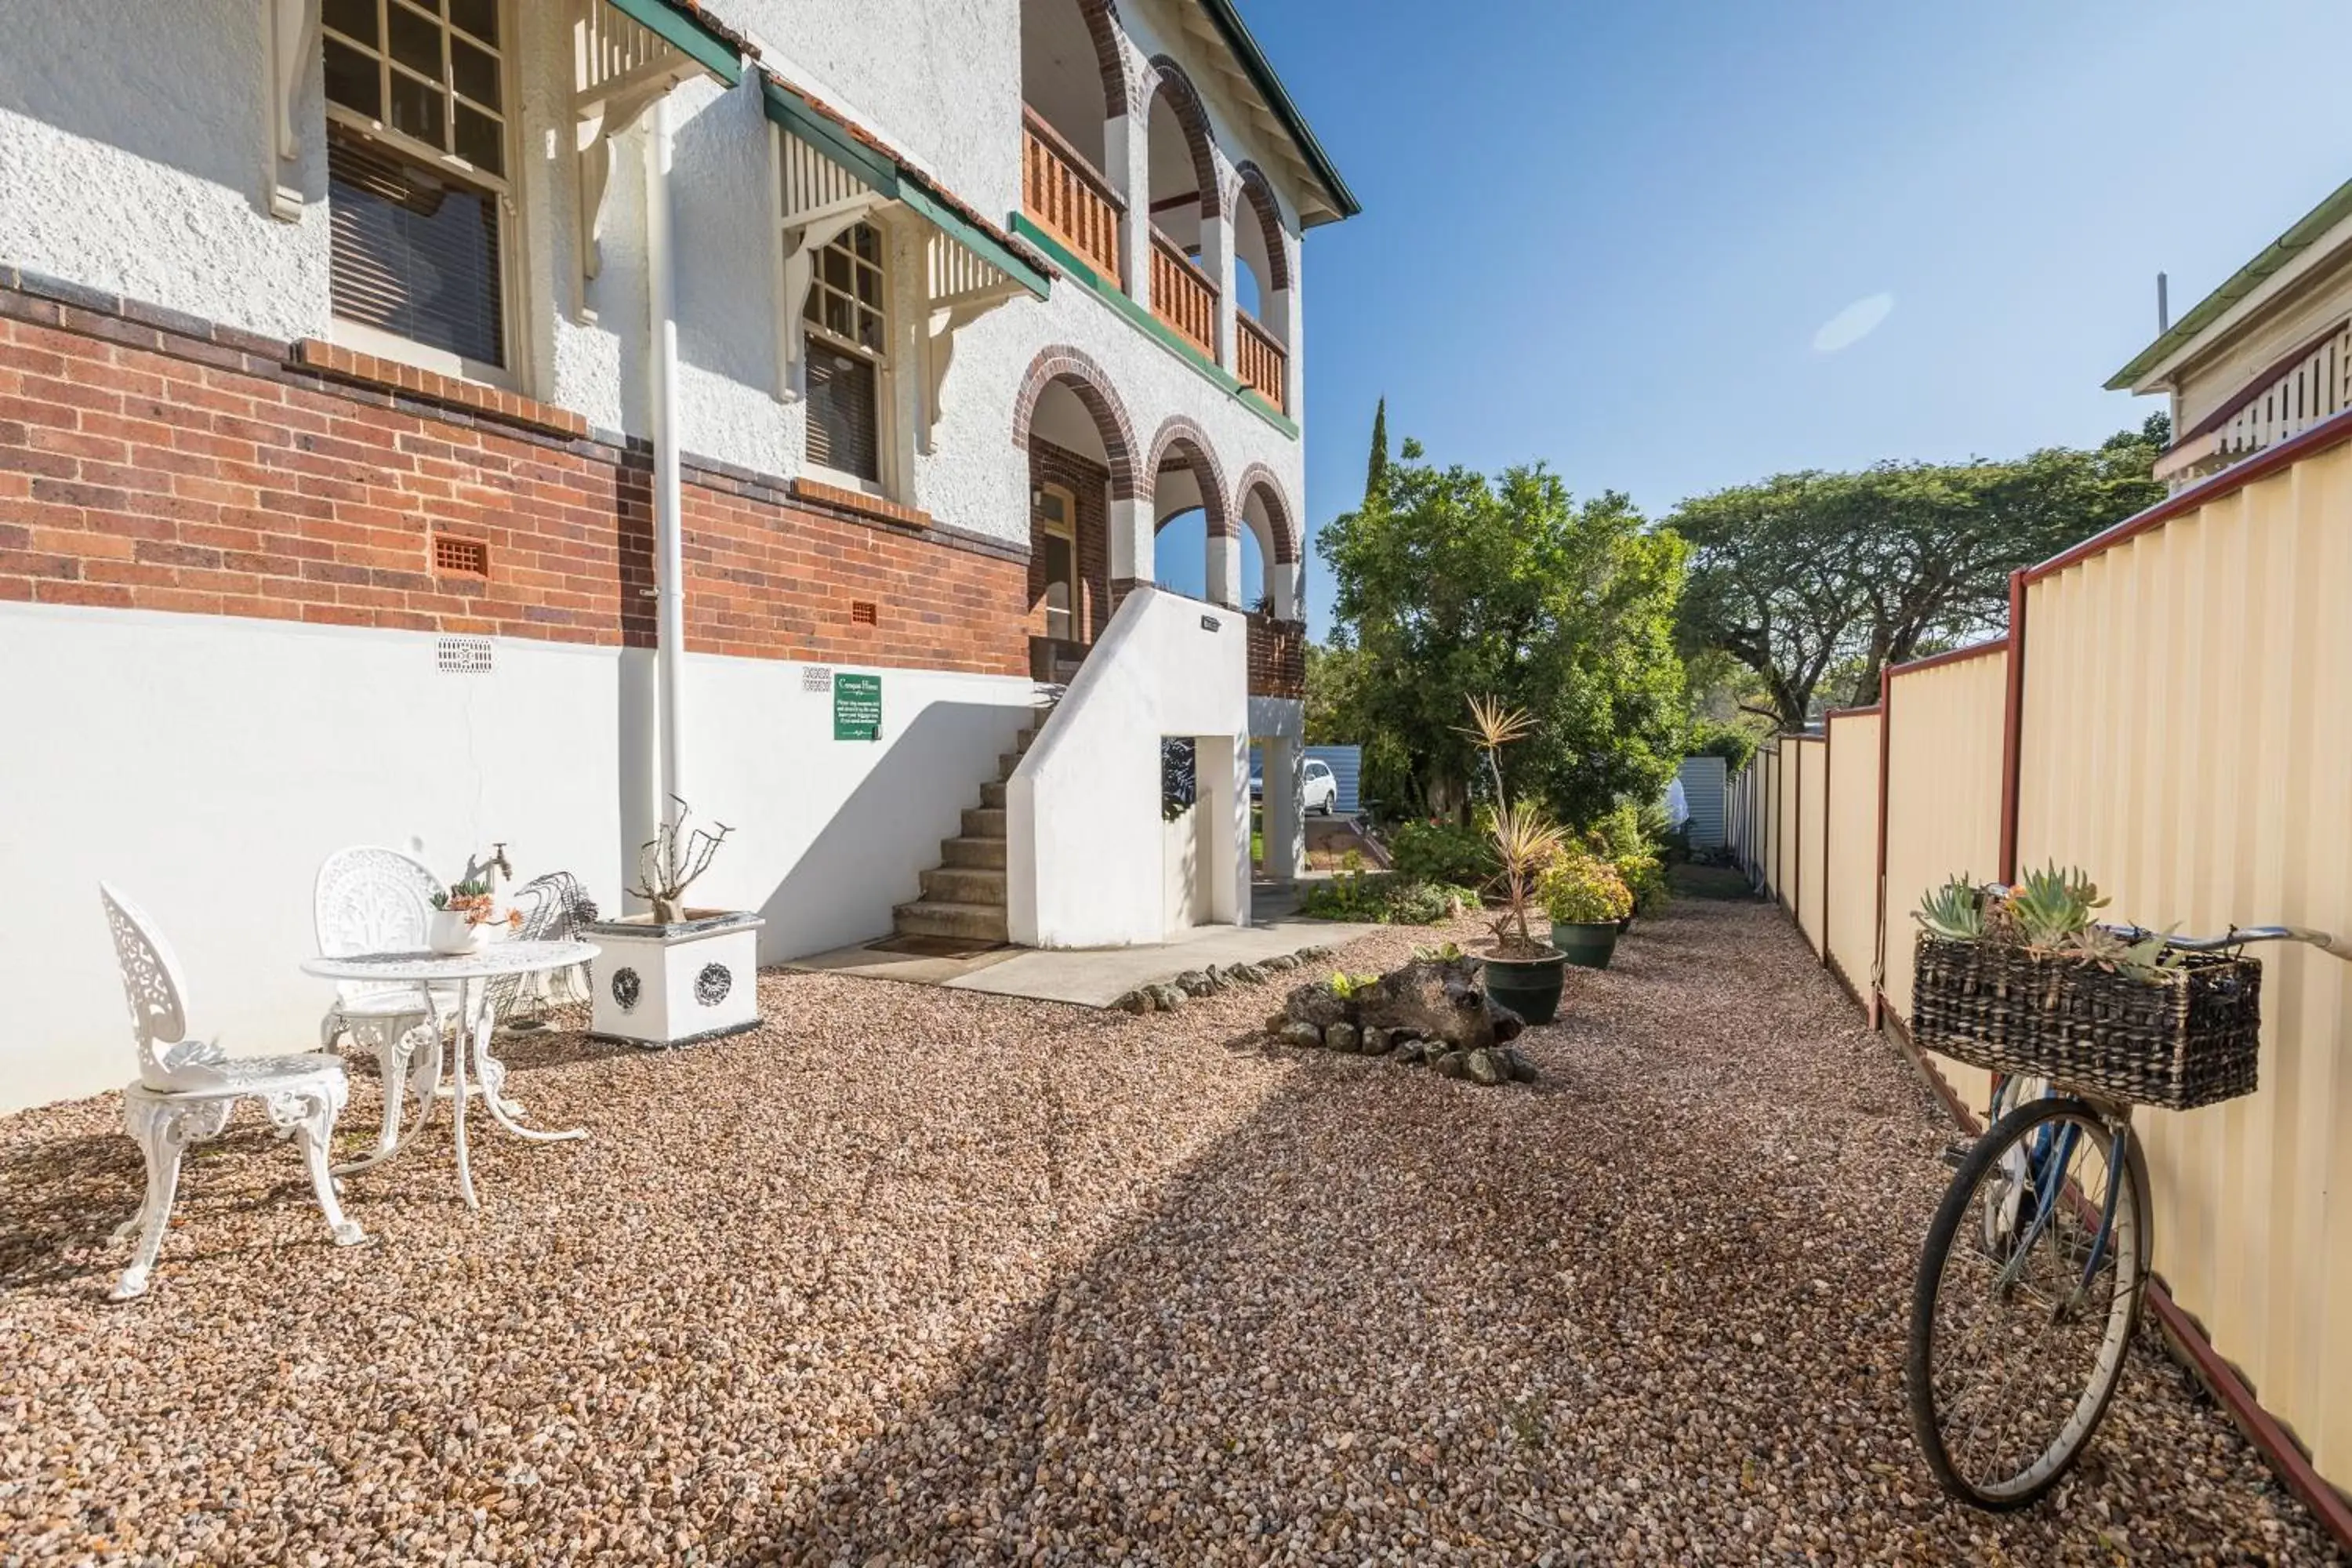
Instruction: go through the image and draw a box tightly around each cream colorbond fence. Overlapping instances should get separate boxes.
[1822,708,1881,1004]
[1718,413,2352,1527]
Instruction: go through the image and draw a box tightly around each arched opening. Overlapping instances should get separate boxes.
[1145,419,1228,606]
[1236,468,1300,620]
[1020,0,1123,285]
[1014,348,1136,684]
[1232,165,1290,411]
[1144,60,1220,359]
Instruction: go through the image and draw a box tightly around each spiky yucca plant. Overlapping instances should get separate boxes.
[1456,696,1563,956]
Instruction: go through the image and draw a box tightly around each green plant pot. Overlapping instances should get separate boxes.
[1552,920,1621,971]
[1483,949,1569,1025]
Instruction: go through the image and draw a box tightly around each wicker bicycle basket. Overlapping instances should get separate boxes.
[1911,934,2263,1111]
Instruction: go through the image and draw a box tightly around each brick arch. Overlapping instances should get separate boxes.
[1233,463,1301,564]
[1073,0,1131,118]
[1011,344,1138,499]
[1144,414,1230,538]
[1232,162,1290,292]
[1144,56,1222,220]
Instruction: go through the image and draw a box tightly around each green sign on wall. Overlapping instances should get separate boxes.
[833,672,881,740]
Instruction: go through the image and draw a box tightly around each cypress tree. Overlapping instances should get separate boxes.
[1365,396,1389,503]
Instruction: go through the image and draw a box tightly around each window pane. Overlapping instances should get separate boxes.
[853,226,878,263]
[322,0,379,47]
[448,0,497,45]
[387,4,443,78]
[454,101,503,175]
[328,132,503,367]
[323,37,383,117]
[823,293,851,339]
[857,307,883,352]
[805,343,879,481]
[823,248,849,292]
[855,267,880,306]
[450,36,499,111]
[389,74,445,147]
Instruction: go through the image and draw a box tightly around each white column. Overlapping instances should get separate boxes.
[1204,530,1242,608]
[646,96,685,825]
[1106,112,1149,309]
[1200,732,1249,926]
[1269,554,1300,622]
[1108,495,1151,587]
[1262,733,1304,884]
[1203,198,1236,368]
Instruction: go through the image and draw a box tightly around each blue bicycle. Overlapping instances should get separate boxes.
[1904,921,2328,1510]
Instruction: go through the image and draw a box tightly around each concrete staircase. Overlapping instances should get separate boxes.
[890,697,1056,945]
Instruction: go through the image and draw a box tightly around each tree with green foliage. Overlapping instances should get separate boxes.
[1320,439,1690,829]
[1672,416,2167,725]
[1364,396,1389,503]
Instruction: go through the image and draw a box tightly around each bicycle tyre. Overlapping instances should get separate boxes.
[1906,1094,2151,1511]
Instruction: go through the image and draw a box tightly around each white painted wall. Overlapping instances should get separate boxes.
[0,604,1033,1111]
[1006,586,1247,947]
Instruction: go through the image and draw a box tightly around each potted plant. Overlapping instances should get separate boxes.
[428,877,519,954]
[579,799,765,1048]
[1541,851,1633,969]
[1462,697,1571,1024]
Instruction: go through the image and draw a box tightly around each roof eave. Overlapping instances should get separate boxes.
[2106,175,2352,391]
[1194,0,1361,224]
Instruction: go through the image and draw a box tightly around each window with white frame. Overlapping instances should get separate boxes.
[320,0,514,373]
[801,222,891,485]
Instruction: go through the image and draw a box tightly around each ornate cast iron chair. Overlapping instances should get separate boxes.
[313,845,458,1168]
[485,872,599,1029]
[100,884,365,1301]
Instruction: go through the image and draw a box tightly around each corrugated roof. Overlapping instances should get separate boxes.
[2107,176,2352,391]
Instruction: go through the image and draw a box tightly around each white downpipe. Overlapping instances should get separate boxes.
[647,96,685,822]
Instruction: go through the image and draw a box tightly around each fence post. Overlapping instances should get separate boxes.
[1997,567,2028,884]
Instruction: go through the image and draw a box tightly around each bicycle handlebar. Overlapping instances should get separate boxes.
[1980,885,2340,957]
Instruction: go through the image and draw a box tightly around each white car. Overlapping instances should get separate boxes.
[1249,757,1343,815]
[1302,758,1340,815]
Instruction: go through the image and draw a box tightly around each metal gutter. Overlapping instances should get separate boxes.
[2107,176,2352,390]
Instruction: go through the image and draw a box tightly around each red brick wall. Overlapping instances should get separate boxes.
[1025,437,1111,644]
[1247,610,1305,700]
[0,279,1029,677]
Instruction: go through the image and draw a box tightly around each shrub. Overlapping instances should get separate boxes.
[1297,873,1480,927]
[1616,853,1671,916]
[1690,720,1759,772]
[1388,818,1496,888]
[1540,853,1632,925]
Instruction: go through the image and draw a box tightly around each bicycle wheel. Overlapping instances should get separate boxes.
[1907,1096,2151,1510]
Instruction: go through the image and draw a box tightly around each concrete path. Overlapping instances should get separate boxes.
[783,886,1376,1006]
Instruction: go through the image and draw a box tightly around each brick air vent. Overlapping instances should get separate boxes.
[850,600,879,626]
[432,533,490,576]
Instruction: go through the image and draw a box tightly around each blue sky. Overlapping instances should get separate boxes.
[1155,0,2352,639]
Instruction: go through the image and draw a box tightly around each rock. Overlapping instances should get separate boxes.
[1227,962,1263,985]
[1434,1051,1468,1080]
[1295,945,1331,963]
[1487,999,1526,1043]
[1323,1022,1359,1054]
[1148,983,1185,1011]
[1262,953,1299,973]
[1396,1039,1428,1065]
[1359,1026,1392,1057]
[1175,969,1215,998]
[1281,981,1352,1032]
[1277,1020,1324,1050]
[1501,1045,1540,1083]
[1465,1049,1504,1087]
[1356,956,1498,1053]
[1113,989,1153,1014]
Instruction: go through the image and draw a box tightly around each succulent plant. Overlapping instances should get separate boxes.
[2008,862,2108,949]
[1915,874,1987,940]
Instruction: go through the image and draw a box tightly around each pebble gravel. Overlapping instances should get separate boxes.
[0,895,2339,1564]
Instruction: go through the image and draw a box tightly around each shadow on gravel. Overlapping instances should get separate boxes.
[730,900,2338,1565]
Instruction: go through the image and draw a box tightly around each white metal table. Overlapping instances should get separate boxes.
[301,940,598,1209]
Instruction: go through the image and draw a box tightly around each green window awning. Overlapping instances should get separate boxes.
[761,74,1049,301]
[601,0,744,87]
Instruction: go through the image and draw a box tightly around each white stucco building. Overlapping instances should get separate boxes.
[0,0,1357,1108]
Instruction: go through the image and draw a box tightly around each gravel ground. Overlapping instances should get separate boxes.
[1,897,2339,1565]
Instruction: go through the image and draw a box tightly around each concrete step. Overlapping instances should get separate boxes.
[978,779,1007,810]
[996,751,1022,781]
[893,898,1009,943]
[940,834,1007,869]
[920,864,1006,904]
[961,805,1007,839]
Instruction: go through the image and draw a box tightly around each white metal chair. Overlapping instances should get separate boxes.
[100,884,365,1301]
[314,846,458,1167]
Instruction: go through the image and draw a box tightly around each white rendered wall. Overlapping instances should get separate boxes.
[1006,586,1248,947]
[0,604,1033,1112]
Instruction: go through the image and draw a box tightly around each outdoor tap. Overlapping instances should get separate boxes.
[487,841,514,885]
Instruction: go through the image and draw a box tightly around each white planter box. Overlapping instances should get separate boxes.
[579,911,764,1047]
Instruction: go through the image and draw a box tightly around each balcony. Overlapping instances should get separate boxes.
[1021,106,1123,285]
[1236,310,1286,412]
[2157,321,2352,489]
[1149,231,1218,361]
